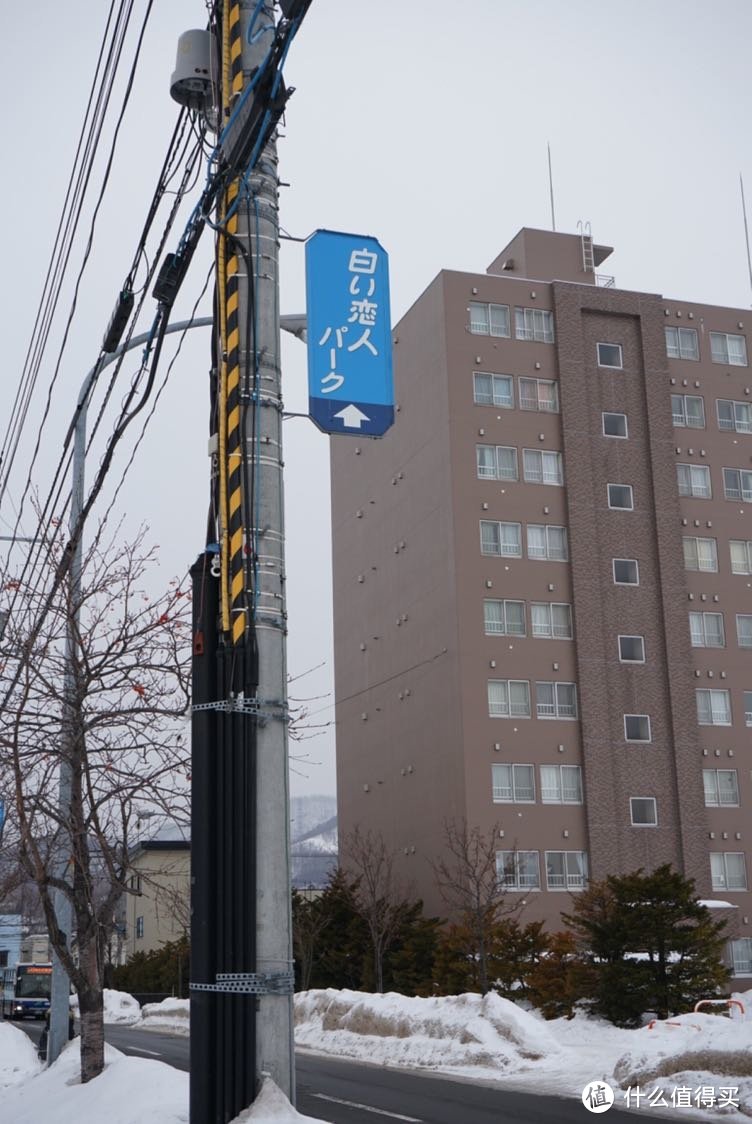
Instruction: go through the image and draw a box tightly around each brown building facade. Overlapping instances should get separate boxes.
[331,228,752,981]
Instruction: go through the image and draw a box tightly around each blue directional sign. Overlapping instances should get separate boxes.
[305,230,394,437]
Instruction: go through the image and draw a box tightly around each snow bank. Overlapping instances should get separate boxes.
[140,996,190,1035]
[0,1021,41,1090]
[294,988,560,1073]
[69,989,141,1025]
[0,1031,189,1124]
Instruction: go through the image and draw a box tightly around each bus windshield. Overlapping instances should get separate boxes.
[16,968,52,1000]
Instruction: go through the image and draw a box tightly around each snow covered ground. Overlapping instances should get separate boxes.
[3,987,752,1121]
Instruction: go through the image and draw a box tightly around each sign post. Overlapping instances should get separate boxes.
[305,230,394,437]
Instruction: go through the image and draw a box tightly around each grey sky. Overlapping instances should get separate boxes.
[2,1,752,797]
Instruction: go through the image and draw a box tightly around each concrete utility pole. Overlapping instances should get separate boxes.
[235,1,295,1097]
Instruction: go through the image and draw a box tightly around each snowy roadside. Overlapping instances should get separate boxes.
[3,987,752,1121]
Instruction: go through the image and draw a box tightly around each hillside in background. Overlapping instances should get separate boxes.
[290,794,337,889]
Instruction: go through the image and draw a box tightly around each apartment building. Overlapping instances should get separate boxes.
[331,226,752,981]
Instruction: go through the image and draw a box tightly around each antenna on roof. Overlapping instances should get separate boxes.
[740,174,752,306]
[547,142,556,232]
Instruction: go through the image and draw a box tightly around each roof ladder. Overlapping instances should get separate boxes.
[578,220,594,274]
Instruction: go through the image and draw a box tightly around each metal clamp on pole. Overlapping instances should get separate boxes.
[192,697,289,720]
[190,970,295,995]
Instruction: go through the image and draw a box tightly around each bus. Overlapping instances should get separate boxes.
[1,962,52,1019]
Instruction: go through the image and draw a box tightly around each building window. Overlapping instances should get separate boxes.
[523,449,563,486]
[540,764,583,804]
[497,850,541,890]
[602,412,628,438]
[492,763,535,803]
[469,302,510,337]
[607,483,634,510]
[710,852,747,891]
[480,520,522,557]
[683,536,718,573]
[677,463,712,498]
[730,540,752,575]
[710,331,748,366]
[671,394,705,428]
[136,916,144,939]
[717,399,752,434]
[723,467,752,502]
[665,325,699,361]
[597,342,623,368]
[696,688,732,726]
[473,372,514,408]
[689,611,725,648]
[530,602,572,640]
[488,679,531,718]
[484,599,525,636]
[624,714,651,742]
[527,524,568,562]
[745,691,752,727]
[519,377,559,412]
[476,444,518,481]
[737,615,752,649]
[515,307,554,343]
[0,952,8,968]
[618,635,645,662]
[630,796,658,826]
[536,681,577,720]
[613,558,639,585]
[545,851,588,890]
[703,769,739,807]
[731,938,752,976]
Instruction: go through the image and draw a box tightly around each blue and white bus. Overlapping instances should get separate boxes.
[1,962,52,1019]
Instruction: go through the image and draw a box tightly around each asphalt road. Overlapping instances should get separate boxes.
[12,1018,651,1122]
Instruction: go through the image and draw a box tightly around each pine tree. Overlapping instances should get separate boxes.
[563,865,730,1026]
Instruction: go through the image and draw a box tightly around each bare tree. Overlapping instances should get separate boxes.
[342,827,407,993]
[0,524,191,1082]
[431,820,522,995]
[291,889,331,991]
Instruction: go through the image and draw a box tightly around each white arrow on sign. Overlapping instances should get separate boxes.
[333,404,371,429]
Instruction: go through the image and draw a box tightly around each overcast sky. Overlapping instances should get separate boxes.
[3,1,752,798]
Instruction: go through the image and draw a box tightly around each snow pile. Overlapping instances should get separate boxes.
[0,1033,188,1124]
[69,989,140,1025]
[140,996,190,1035]
[229,1076,325,1123]
[294,988,561,1072]
[0,1021,41,1090]
[611,1011,752,1115]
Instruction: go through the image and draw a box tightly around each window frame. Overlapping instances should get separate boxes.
[596,342,623,369]
[540,764,583,804]
[665,325,699,361]
[717,398,752,434]
[476,444,519,482]
[523,448,564,486]
[689,611,725,649]
[703,768,740,808]
[519,376,559,413]
[527,524,568,562]
[514,306,554,343]
[671,393,705,428]
[723,467,752,502]
[696,688,732,727]
[602,412,628,438]
[710,331,748,367]
[480,520,522,558]
[473,371,514,408]
[736,614,752,649]
[483,598,526,637]
[612,558,639,585]
[544,850,588,891]
[497,849,541,891]
[135,916,144,939]
[469,302,511,338]
[488,679,531,719]
[607,483,634,511]
[618,634,646,663]
[530,602,573,640]
[731,938,752,976]
[745,691,752,728]
[730,540,752,575]
[492,762,535,804]
[710,852,748,892]
[683,536,718,573]
[535,681,578,720]
[624,714,651,742]
[630,796,658,826]
[677,463,712,499]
